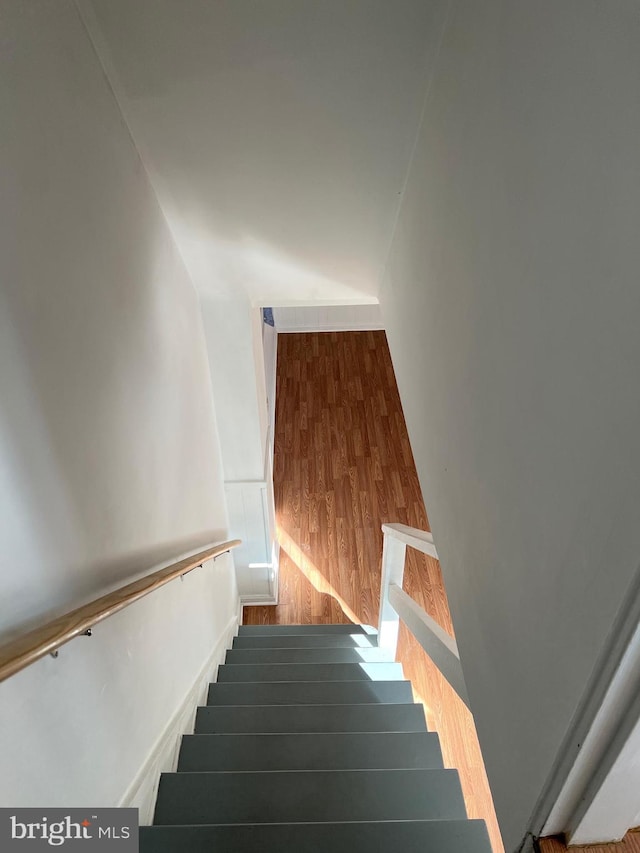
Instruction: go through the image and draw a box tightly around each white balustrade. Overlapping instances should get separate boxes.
[378,523,470,709]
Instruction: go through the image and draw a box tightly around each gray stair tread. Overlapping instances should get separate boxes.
[233,634,378,649]
[153,769,467,825]
[178,732,443,771]
[207,680,415,706]
[238,624,373,636]
[140,820,493,853]
[196,703,427,734]
[225,647,391,665]
[217,662,403,682]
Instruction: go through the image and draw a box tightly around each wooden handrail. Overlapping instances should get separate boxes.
[0,539,241,683]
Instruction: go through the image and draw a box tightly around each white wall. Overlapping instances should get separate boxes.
[0,0,237,811]
[379,2,640,849]
[80,0,440,306]
[199,297,276,600]
[273,304,383,333]
[225,482,273,601]
[199,294,266,483]
[77,0,446,604]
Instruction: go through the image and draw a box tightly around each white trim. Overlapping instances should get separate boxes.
[389,583,469,708]
[225,479,275,601]
[381,523,438,558]
[542,615,640,841]
[569,703,640,843]
[262,447,279,603]
[532,565,640,846]
[262,319,278,469]
[271,304,383,334]
[377,523,468,708]
[277,322,385,333]
[240,593,278,606]
[261,317,279,602]
[118,613,238,824]
[377,531,407,655]
[256,297,379,309]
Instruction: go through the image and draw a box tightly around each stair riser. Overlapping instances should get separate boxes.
[217,662,403,682]
[207,680,415,706]
[154,769,467,825]
[225,648,392,664]
[177,732,443,771]
[238,625,373,636]
[140,821,493,853]
[233,634,377,649]
[195,703,427,734]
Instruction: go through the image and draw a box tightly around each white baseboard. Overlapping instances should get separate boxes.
[118,613,238,824]
[277,322,384,333]
[240,593,278,606]
[271,304,383,334]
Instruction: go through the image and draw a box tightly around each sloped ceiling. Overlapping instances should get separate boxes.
[80,0,442,304]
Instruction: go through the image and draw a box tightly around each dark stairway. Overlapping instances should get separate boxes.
[140,624,492,852]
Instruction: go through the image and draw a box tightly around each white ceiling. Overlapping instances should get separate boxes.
[81,0,440,305]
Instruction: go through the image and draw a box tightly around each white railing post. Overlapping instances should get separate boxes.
[377,522,470,709]
[377,530,407,658]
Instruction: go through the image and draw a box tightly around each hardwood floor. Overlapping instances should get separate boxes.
[243,330,504,853]
[538,831,640,853]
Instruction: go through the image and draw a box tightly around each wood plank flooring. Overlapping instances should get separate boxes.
[243,331,504,853]
[539,831,640,853]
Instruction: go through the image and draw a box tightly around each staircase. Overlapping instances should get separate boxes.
[140,623,492,852]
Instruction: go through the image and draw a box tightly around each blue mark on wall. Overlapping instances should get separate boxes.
[262,307,275,327]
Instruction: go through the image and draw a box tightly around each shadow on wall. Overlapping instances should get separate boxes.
[0,239,225,641]
[164,220,377,307]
